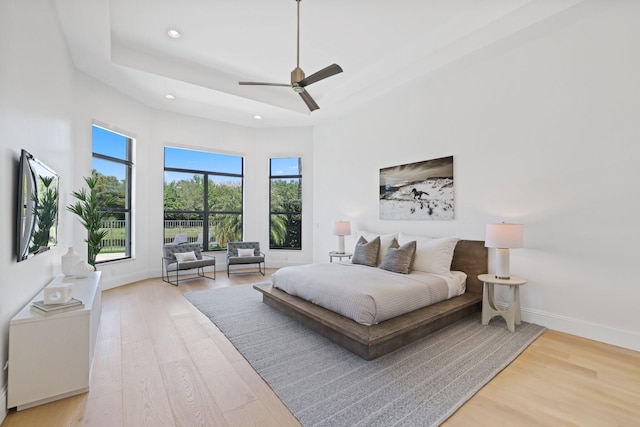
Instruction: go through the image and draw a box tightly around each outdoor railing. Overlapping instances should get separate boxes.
[97,220,220,254]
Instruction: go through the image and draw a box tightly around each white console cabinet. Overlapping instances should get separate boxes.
[7,272,102,410]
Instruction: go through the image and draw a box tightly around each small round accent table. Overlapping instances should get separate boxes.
[329,251,352,263]
[478,274,527,332]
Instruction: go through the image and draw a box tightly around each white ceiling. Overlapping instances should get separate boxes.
[53,0,585,128]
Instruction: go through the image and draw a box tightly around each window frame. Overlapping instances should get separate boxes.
[269,157,303,250]
[163,148,244,251]
[91,124,133,264]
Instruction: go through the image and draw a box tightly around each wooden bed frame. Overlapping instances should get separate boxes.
[254,240,487,360]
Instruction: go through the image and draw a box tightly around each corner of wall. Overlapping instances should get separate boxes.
[1,384,7,424]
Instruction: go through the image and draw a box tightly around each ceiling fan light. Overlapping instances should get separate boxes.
[292,86,304,93]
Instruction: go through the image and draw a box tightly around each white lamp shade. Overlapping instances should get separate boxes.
[332,220,351,236]
[485,223,523,249]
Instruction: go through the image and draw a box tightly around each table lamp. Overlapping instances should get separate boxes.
[332,220,351,254]
[485,223,523,279]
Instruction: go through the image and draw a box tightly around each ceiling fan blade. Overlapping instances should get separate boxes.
[298,64,343,87]
[238,82,291,87]
[299,89,319,111]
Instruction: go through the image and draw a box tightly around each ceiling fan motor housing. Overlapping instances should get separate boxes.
[291,67,305,84]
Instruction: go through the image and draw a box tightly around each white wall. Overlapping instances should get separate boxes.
[255,127,315,267]
[0,0,76,417]
[313,3,640,351]
[72,72,152,290]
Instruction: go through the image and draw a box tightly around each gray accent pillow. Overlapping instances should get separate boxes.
[352,236,380,267]
[379,238,417,274]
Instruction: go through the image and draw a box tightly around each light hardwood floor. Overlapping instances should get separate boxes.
[3,271,639,426]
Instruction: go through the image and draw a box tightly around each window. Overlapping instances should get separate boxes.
[164,147,243,250]
[270,157,302,250]
[92,125,133,263]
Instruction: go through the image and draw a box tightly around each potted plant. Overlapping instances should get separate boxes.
[67,175,114,267]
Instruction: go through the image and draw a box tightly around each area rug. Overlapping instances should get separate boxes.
[184,284,545,427]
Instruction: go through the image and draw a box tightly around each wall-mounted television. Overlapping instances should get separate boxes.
[16,149,59,262]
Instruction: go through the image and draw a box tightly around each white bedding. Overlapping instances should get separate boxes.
[271,262,467,325]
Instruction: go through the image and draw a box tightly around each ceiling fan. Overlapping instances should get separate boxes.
[238,0,343,112]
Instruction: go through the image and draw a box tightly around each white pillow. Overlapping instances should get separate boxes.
[409,236,460,275]
[237,248,254,257]
[175,251,197,262]
[359,231,398,266]
[398,232,432,246]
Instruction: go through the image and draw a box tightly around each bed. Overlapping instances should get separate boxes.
[254,239,487,360]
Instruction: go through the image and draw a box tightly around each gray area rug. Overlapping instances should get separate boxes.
[184,284,545,427]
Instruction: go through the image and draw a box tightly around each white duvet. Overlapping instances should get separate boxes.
[271,262,467,325]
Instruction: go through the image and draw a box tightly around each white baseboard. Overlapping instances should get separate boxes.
[99,271,149,291]
[516,306,640,352]
[1,385,7,425]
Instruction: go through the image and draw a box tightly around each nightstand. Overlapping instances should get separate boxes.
[329,251,352,262]
[478,273,527,332]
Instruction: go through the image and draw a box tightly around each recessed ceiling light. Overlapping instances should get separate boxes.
[167,29,181,39]
[254,115,262,120]
[165,94,176,100]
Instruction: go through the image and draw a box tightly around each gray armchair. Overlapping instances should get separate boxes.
[162,243,216,285]
[226,241,265,277]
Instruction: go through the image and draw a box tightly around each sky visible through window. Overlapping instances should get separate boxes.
[93,128,300,182]
[271,157,300,176]
[92,126,127,180]
[164,147,244,184]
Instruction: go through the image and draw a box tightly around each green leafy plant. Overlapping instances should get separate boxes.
[67,175,115,267]
[30,175,58,253]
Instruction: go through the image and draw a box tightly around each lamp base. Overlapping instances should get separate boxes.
[337,235,345,254]
[495,248,511,280]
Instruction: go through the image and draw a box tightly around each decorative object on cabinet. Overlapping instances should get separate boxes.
[379,156,454,220]
[61,246,80,276]
[43,284,73,304]
[31,298,84,316]
[485,223,524,279]
[71,260,95,278]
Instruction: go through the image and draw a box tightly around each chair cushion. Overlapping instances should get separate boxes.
[166,257,215,272]
[228,255,264,265]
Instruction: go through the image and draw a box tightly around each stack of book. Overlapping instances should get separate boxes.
[31,298,84,316]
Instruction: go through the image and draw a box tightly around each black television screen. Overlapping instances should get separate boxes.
[16,149,59,261]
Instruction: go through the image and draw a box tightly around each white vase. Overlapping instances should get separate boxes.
[71,261,94,278]
[61,247,80,276]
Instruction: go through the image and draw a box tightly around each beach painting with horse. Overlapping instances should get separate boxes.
[379,156,454,220]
